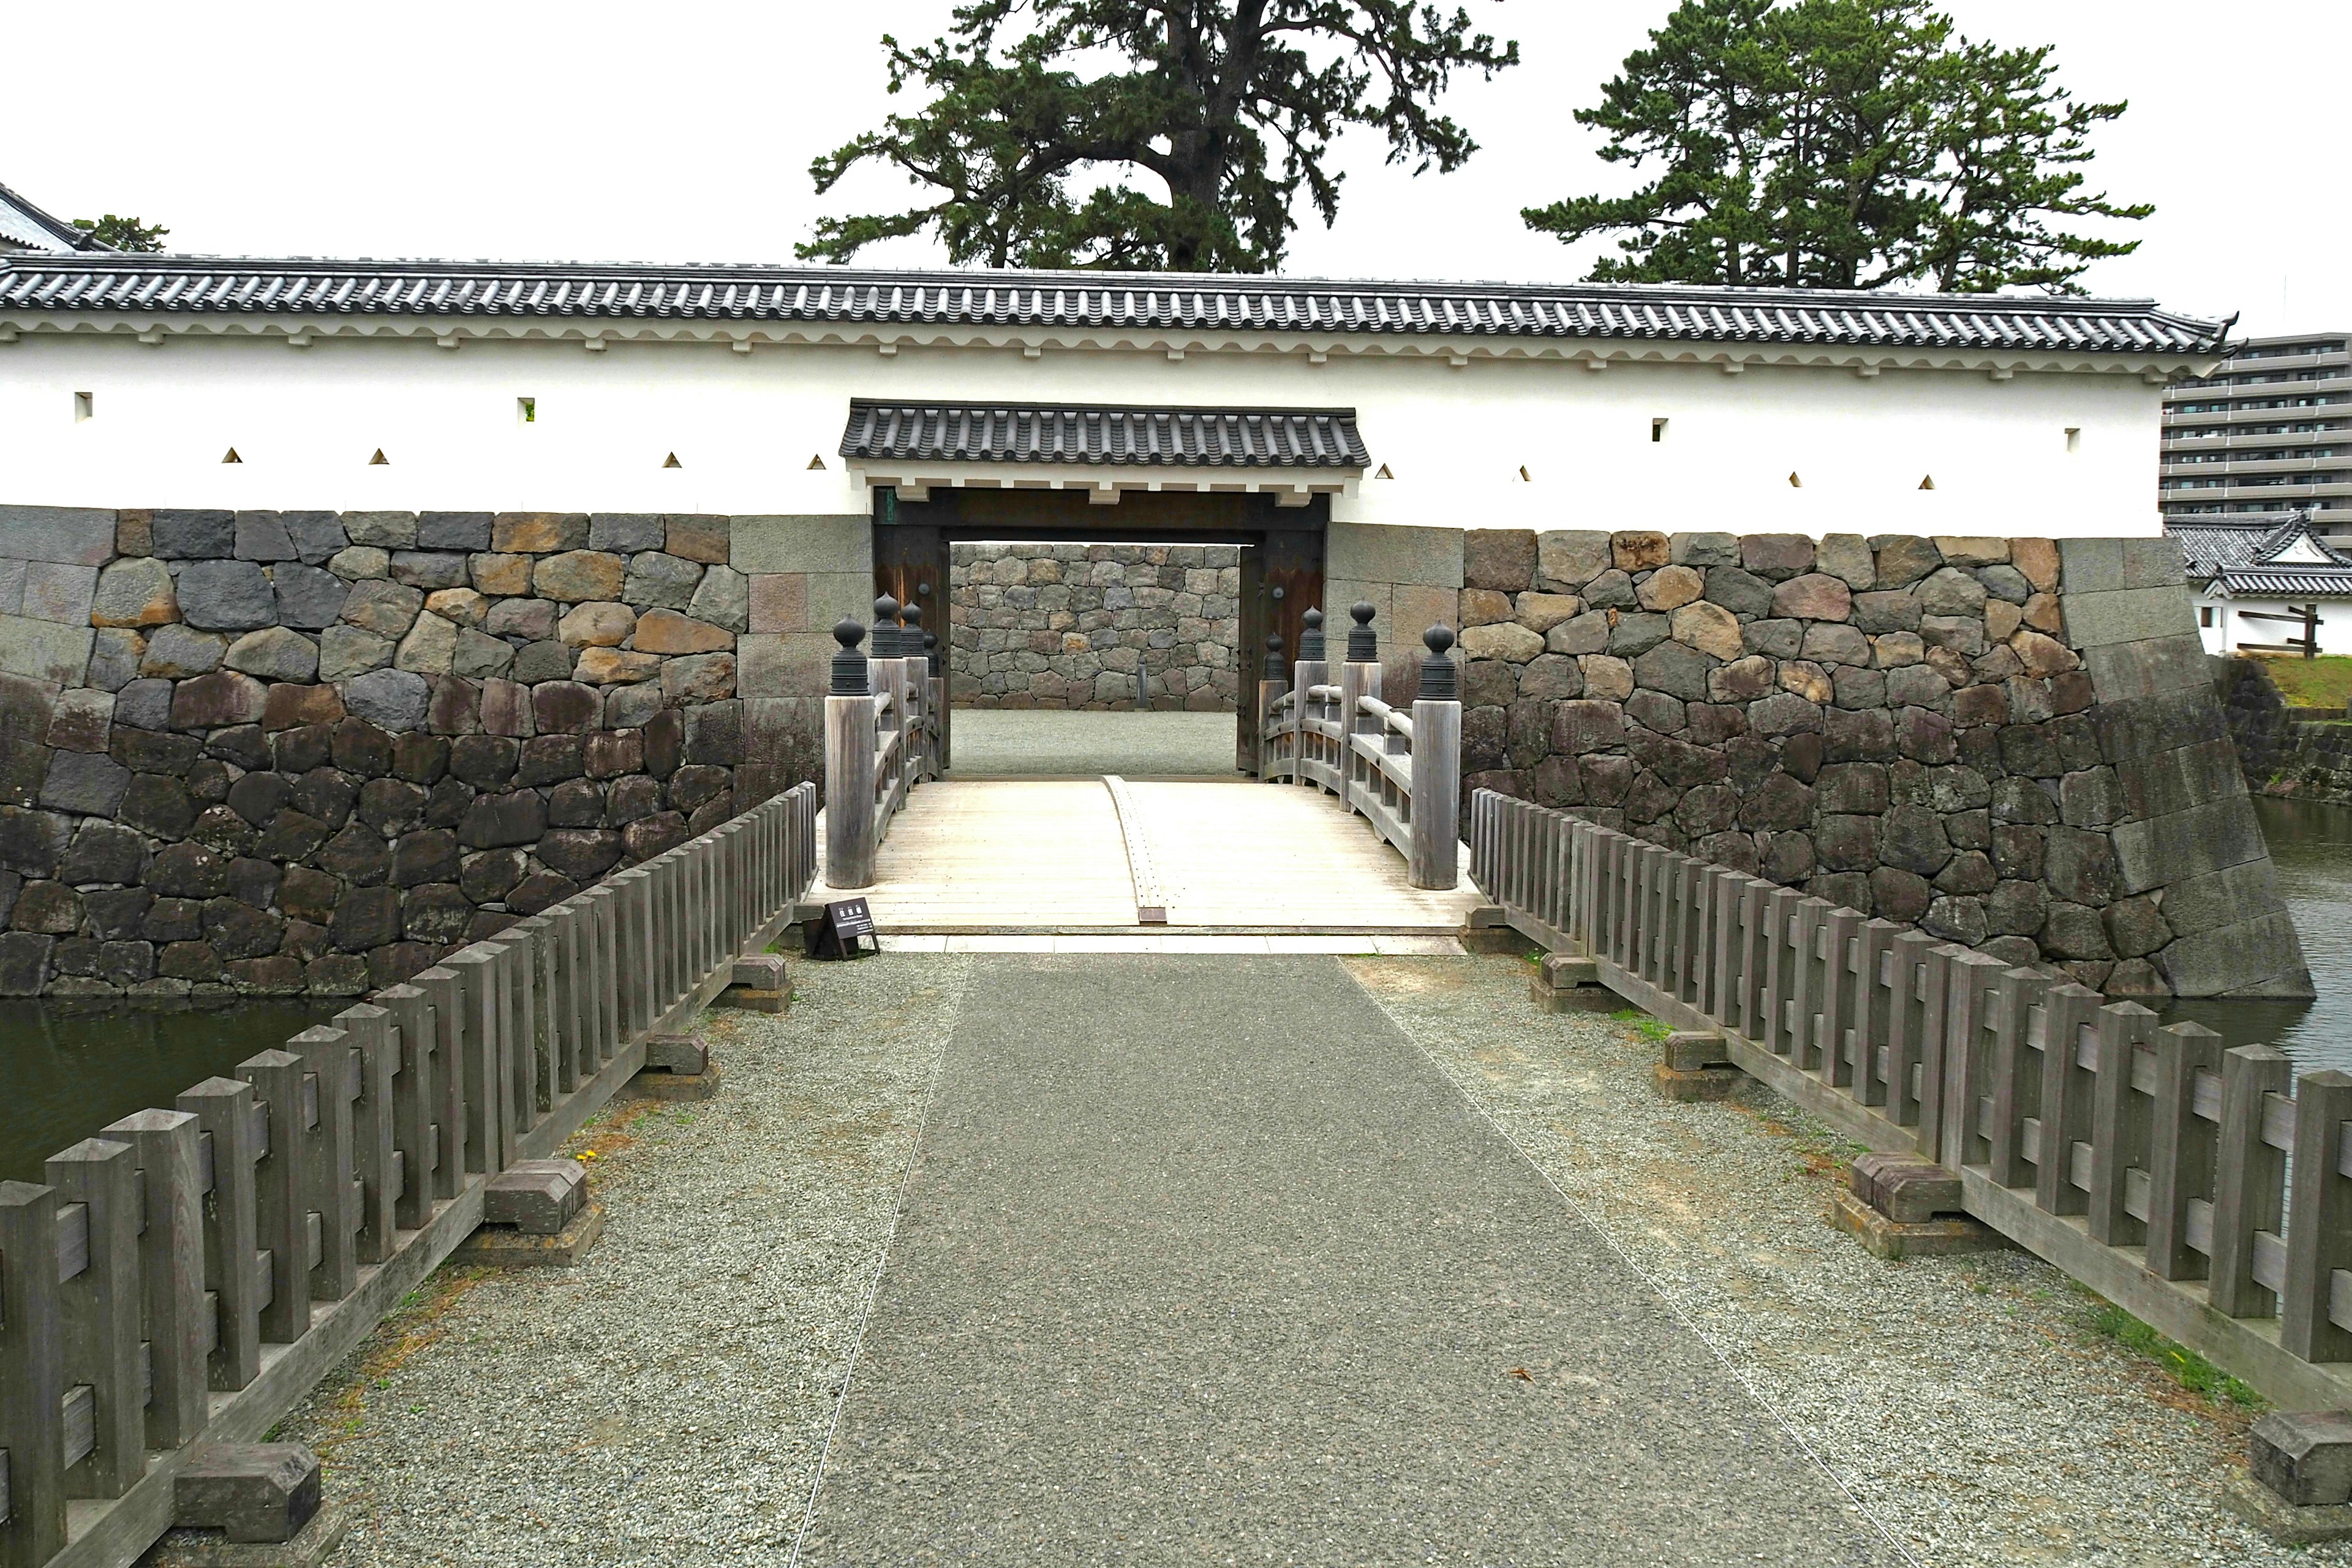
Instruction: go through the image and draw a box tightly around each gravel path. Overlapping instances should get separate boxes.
[281,955,968,1568]
[947,709,1235,777]
[1346,951,2340,1568]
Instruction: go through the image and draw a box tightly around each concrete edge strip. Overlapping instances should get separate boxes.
[1336,957,1928,1568]
[783,960,971,1567]
[1101,775,1169,924]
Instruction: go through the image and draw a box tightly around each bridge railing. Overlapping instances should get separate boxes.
[823,603,943,891]
[1259,605,1461,891]
[0,780,818,1568]
[1469,788,2352,1412]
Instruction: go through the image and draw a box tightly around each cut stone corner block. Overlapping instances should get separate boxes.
[1653,1030,1739,1102]
[627,1030,723,1099]
[480,1158,587,1235]
[1525,949,1621,1013]
[713,952,790,1015]
[1829,1158,2005,1261]
[172,1444,323,1544]
[143,1508,350,1568]
[455,1199,606,1268]
[2249,1411,2352,1514]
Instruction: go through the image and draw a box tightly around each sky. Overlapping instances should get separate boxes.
[4,1,2337,336]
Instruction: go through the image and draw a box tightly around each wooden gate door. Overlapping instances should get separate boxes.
[872,512,951,765]
[1235,524,1324,773]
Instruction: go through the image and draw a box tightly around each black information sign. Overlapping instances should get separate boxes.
[806,897,878,960]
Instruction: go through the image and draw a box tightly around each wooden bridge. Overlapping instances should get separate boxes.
[808,603,1480,944]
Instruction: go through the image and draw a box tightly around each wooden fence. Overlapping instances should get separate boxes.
[1259,606,1461,891]
[0,782,820,1568]
[1469,787,2352,1412]
[823,606,943,891]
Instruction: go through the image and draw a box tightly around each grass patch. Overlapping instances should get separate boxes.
[1608,1008,1672,1043]
[2254,653,2352,711]
[2089,1302,2264,1411]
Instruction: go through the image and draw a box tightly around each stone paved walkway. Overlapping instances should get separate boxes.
[793,955,1904,1565]
[946,709,1236,777]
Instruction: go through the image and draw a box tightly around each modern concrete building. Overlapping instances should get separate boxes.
[2160,331,2352,535]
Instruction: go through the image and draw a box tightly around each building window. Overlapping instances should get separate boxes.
[2066,426,2080,453]
[2201,606,2214,627]
[518,397,537,424]
[73,391,92,422]
[1651,417,1668,443]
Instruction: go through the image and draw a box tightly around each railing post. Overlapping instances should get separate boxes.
[175,1077,262,1388]
[45,1137,144,1499]
[1293,608,1328,791]
[2086,1001,2157,1247]
[1338,601,1382,816]
[377,983,442,1219]
[0,1179,66,1568]
[1408,625,1460,889]
[336,1004,398,1265]
[826,617,880,889]
[2284,1070,2352,1362]
[2210,1045,2293,1318]
[97,1108,208,1449]
[285,1025,359,1301]
[237,1050,309,1344]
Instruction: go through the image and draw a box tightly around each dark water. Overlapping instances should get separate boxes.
[2162,796,2352,1072]
[0,1002,338,1184]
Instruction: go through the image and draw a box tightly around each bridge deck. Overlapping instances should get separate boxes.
[805,778,1482,935]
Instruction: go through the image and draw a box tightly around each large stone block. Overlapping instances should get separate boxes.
[1536,531,1611,590]
[2061,584,2198,649]
[342,511,420,549]
[0,614,94,686]
[342,668,430,732]
[2157,911,2312,998]
[1462,529,1536,592]
[23,562,97,625]
[490,512,587,552]
[225,627,320,682]
[416,511,493,551]
[0,505,116,565]
[589,513,665,554]
[178,562,279,631]
[622,551,703,609]
[1327,522,1464,590]
[663,514,732,565]
[726,514,872,575]
[2109,798,2270,897]
[90,557,179,627]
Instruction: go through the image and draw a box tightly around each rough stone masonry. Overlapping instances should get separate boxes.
[948,541,1240,710]
[0,505,750,1000]
[1441,528,2309,1000]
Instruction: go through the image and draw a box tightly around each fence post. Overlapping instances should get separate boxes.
[1338,602,1382,818]
[2086,1001,2157,1248]
[285,1025,359,1302]
[45,1137,144,1499]
[2210,1045,2293,1319]
[2285,1071,2352,1361]
[1409,627,1460,890]
[0,1180,66,1568]
[175,1077,262,1388]
[1294,608,1328,791]
[336,1004,398,1265]
[2032,984,2102,1215]
[237,1050,309,1344]
[377,984,440,1221]
[826,618,880,889]
[1937,951,2008,1169]
[415,968,475,1180]
[1256,633,1287,780]
[2145,1021,2223,1282]
[1985,969,2048,1190]
[97,1108,208,1449]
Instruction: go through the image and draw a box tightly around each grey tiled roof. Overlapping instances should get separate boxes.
[2169,513,2352,576]
[2213,568,2352,598]
[0,254,2225,354]
[840,401,1368,469]
[0,181,100,254]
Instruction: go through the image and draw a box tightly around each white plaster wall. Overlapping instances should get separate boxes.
[2193,594,2352,656]
[0,331,2163,534]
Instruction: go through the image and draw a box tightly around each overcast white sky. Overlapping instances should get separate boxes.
[5,2,2334,335]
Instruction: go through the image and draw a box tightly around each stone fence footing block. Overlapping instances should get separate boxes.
[2252,1411,2352,1508]
[454,1200,605,1267]
[143,1506,350,1568]
[480,1158,586,1234]
[2225,1469,2352,1547]
[1652,1028,1740,1101]
[643,1032,707,1074]
[715,952,790,1013]
[1850,1152,1964,1223]
[172,1444,322,1544]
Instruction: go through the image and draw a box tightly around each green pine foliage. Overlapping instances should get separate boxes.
[801,1,1518,272]
[72,214,168,252]
[1524,0,2149,293]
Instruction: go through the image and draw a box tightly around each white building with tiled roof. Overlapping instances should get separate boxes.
[2171,511,2352,654]
[0,181,103,255]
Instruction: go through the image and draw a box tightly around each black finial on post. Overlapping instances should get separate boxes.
[902,602,926,669]
[873,595,900,655]
[1263,633,1286,680]
[1347,600,1378,662]
[830,619,870,695]
[923,629,940,674]
[1418,624,1458,701]
[1299,607,1325,661]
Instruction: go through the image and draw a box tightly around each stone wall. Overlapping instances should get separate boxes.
[0,505,752,1000]
[1441,528,2309,1000]
[947,543,1239,710]
[2222,655,2352,807]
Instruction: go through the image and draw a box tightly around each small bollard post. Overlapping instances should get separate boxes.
[826,618,880,889]
[1409,624,1461,889]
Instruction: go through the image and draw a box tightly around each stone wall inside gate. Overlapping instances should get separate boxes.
[0,505,751,1000]
[1434,527,2306,1000]
[947,541,1240,710]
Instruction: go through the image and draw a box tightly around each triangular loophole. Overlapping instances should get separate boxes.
[663,452,682,469]
[221,448,242,464]
[1374,463,1395,480]
[1787,471,1802,488]
[1517,465,1532,482]
[368,448,389,466]
[1918,474,1936,491]
[807,454,826,470]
